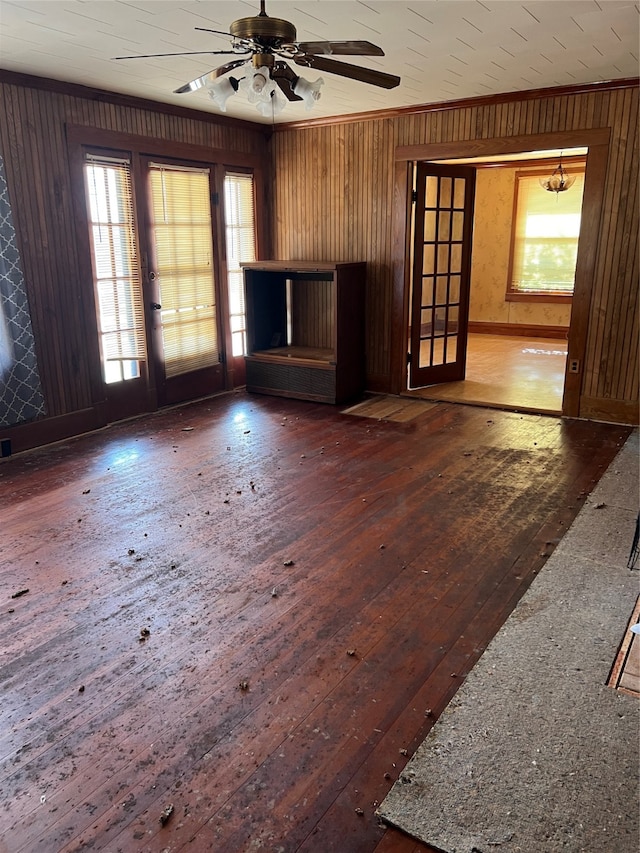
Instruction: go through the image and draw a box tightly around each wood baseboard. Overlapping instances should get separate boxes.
[468,322,569,339]
[366,374,393,394]
[0,407,105,456]
[579,396,640,426]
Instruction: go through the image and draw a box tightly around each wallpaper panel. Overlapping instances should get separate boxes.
[0,155,45,428]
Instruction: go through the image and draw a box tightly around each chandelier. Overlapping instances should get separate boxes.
[539,158,576,193]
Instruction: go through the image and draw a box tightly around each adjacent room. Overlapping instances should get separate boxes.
[1,2,638,852]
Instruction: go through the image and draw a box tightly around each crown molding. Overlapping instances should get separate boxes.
[275,78,639,131]
[1,69,636,137]
[0,69,269,135]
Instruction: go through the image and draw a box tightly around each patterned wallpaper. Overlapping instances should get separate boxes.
[469,167,572,328]
[0,156,45,428]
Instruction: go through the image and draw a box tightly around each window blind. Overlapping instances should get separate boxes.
[84,155,146,383]
[148,164,218,378]
[511,170,585,295]
[224,173,256,356]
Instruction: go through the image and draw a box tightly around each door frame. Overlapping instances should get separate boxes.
[390,129,611,417]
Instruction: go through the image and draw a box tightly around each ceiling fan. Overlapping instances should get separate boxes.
[114,0,401,114]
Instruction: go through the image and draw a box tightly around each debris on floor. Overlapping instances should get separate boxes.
[159,804,174,826]
[11,589,29,599]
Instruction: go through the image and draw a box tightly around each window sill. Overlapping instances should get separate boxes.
[506,292,573,304]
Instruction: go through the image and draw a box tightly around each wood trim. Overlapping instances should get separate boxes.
[65,126,263,169]
[396,129,611,163]
[212,162,233,391]
[0,408,105,456]
[468,322,569,339]
[66,140,109,408]
[565,142,610,418]
[505,293,574,304]
[0,69,268,134]
[390,162,413,395]
[389,129,612,419]
[365,374,392,394]
[241,261,363,272]
[579,396,640,425]
[278,79,639,131]
[474,156,587,170]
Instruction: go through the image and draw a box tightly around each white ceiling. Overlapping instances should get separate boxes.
[1,1,638,125]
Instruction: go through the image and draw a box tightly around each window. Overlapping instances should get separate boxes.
[84,155,146,384]
[224,173,256,356]
[508,167,585,300]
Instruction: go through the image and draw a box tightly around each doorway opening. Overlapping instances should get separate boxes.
[396,139,596,417]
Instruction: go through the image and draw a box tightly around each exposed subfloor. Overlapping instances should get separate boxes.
[378,431,639,853]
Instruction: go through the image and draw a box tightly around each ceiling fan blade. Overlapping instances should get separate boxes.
[271,62,303,101]
[113,49,245,60]
[194,27,237,38]
[174,59,249,94]
[294,55,400,89]
[296,40,384,57]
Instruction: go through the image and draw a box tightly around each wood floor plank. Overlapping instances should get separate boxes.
[410,333,568,413]
[0,392,630,853]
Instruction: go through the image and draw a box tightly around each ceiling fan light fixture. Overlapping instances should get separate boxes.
[247,67,270,97]
[119,0,400,117]
[293,75,324,110]
[254,84,287,118]
[207,76,239,111]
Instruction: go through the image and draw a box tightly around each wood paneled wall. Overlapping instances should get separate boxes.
[0,74,267,450]
[270,85,639,423]
[291,279,333,349]
[0,73,636,452]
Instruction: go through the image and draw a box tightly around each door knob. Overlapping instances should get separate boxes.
[150,302,162,310]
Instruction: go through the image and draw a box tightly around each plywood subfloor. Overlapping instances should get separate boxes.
[409,333,568,414]
[342,396,438,422]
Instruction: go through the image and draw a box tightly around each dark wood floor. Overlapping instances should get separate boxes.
[0,392,630,853]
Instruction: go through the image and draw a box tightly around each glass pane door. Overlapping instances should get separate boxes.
[84,155,146,385]
[146,162,225,405]
[410,163,476,388]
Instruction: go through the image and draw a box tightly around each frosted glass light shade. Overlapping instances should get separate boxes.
[294,76,324,110]
[255,85,287,117]
[208,77,239,112]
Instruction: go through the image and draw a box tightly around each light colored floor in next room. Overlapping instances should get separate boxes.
[409,333,568,415]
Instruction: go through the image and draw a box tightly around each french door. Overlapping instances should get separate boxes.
[143,160,224,406]
[409,162,476,388]
[82,150,244,418]
[83,152,150,421]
